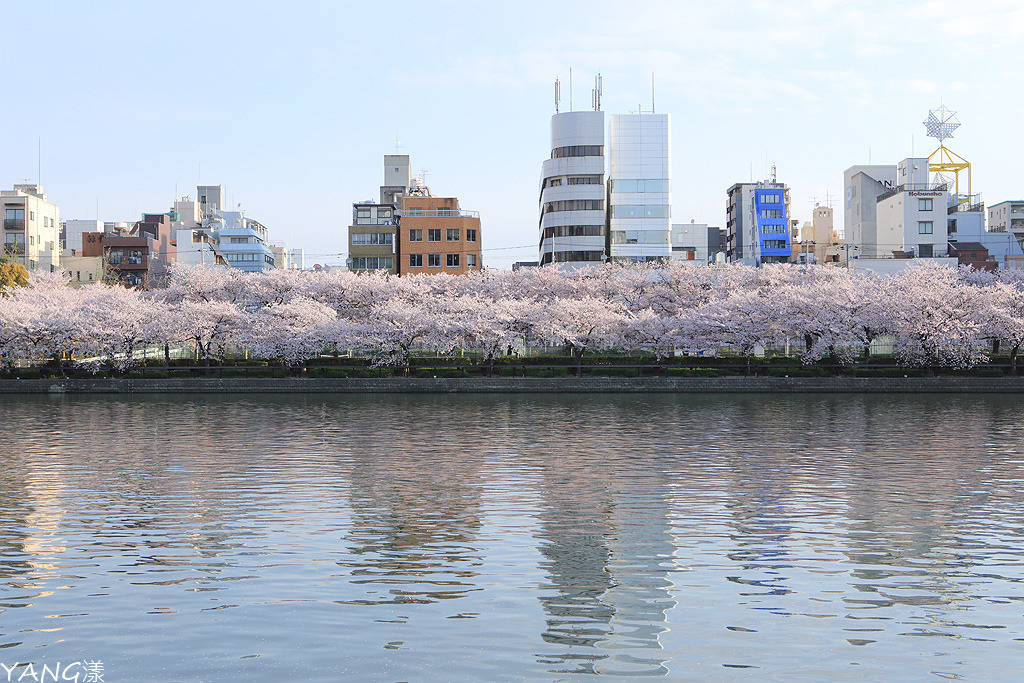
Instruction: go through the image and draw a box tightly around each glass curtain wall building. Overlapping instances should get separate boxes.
[608,114,671,263]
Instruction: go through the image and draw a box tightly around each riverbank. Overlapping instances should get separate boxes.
[2,376,1023,394]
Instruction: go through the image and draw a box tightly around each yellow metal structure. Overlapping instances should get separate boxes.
[927,145,971,204]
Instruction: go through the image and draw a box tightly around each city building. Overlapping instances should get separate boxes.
[670,222,724,264]
[947,241,997,271]
[80,213,177,287]
[347,154,406,274]
[398,193,482,276]
[725,177,791,265]
[218,212,275,272]
[348,200,397,274]
[171,185,276,272]
[608,113,671,263]
[2,184,60,272]
[988,200,1024,246]
[843,164,898,259]
[874,159,948,259]
[793,206,842,265]
[539,109,607,267]
[348,154,483,276]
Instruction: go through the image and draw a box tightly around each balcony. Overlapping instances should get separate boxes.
[3,219,25,231]
[3,244,25,255]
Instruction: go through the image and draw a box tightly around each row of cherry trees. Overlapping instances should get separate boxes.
[2,262,1024,369]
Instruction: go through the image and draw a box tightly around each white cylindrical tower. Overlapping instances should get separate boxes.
[539,111,607,268]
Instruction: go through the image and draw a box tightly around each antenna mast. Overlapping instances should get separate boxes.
[592,73,602,111]
[651,72,655,113]
[569,67,573,111]
[554,78,561,113]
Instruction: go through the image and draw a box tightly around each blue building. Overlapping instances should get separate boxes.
[726,180,792,265]
[753,187,790,263]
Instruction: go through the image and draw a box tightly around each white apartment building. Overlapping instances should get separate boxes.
[171,185,279,271]
[539,110,607,267]
[988,200,1024,243]
[2,184,60,272]
[608,113,671,263]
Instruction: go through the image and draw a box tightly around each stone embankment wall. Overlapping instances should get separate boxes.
[1,377,1022,394]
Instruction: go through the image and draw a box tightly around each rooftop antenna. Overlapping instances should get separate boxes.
[651,72,655,114]
[771,163,777,183]
[554,77,561,113]
[592,73,602,111]
[395,134,403,154]
[569,67,573,111]
[37,137,41,186]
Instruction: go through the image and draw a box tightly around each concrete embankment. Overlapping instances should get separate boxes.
[1,376,1023,394]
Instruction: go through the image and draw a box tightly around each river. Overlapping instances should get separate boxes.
[1,393,1022,681]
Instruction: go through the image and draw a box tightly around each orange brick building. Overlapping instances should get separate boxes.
[398,196,482,275]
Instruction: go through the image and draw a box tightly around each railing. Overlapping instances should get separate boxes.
[877,183,948,203]
[949,201,985,214]
[3,219,25,231]
[2,244,25,255]
[400,210,480,219]
[10,362,1018,380]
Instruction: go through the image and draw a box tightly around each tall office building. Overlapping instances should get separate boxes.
[539,110,607,267]
[608,113,671,263]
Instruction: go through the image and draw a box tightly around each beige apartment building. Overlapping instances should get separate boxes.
[2,184,60,272]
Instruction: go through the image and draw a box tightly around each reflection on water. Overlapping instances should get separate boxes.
[1,393,1023,680]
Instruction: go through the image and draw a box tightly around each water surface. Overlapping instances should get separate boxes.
[1,393,1023,680]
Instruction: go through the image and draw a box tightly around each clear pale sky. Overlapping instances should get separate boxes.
[2,1,1021,269]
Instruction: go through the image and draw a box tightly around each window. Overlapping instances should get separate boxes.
[109,250,123,264]
[918,221,934,234]
[760,193,781,204]
[762,240,788,250]
[466,229,477,242]
[428,253,441,267]
[356,208,371,219]
[918,198,933,211]
[919,244,934,257]
[545,199,604,213]
[4,233,24,250]
[546,178,563,188]
[351,256,393,270]
[407,207,424,216]
[409,229,423,242]
[230,237,249,243]
[610,179,670,193]
[446,229,460,242]
[4,208,25,220]
[428,229,441,242]
[759,209,783,219]
[609,205,670,219]
[551,145,603,158]
[543,225,604,239]
[409,254,423,267]
[352,232,393,245]
[447,253,460,267]
[466,254,477,267]
[29,211,34,221]
[377,208,392,219]
[128,250,144,264]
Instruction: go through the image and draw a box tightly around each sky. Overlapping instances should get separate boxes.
[2,0,1023,269]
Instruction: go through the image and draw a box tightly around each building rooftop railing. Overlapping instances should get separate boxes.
[400,209,479,219]
[877,183,948,203]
